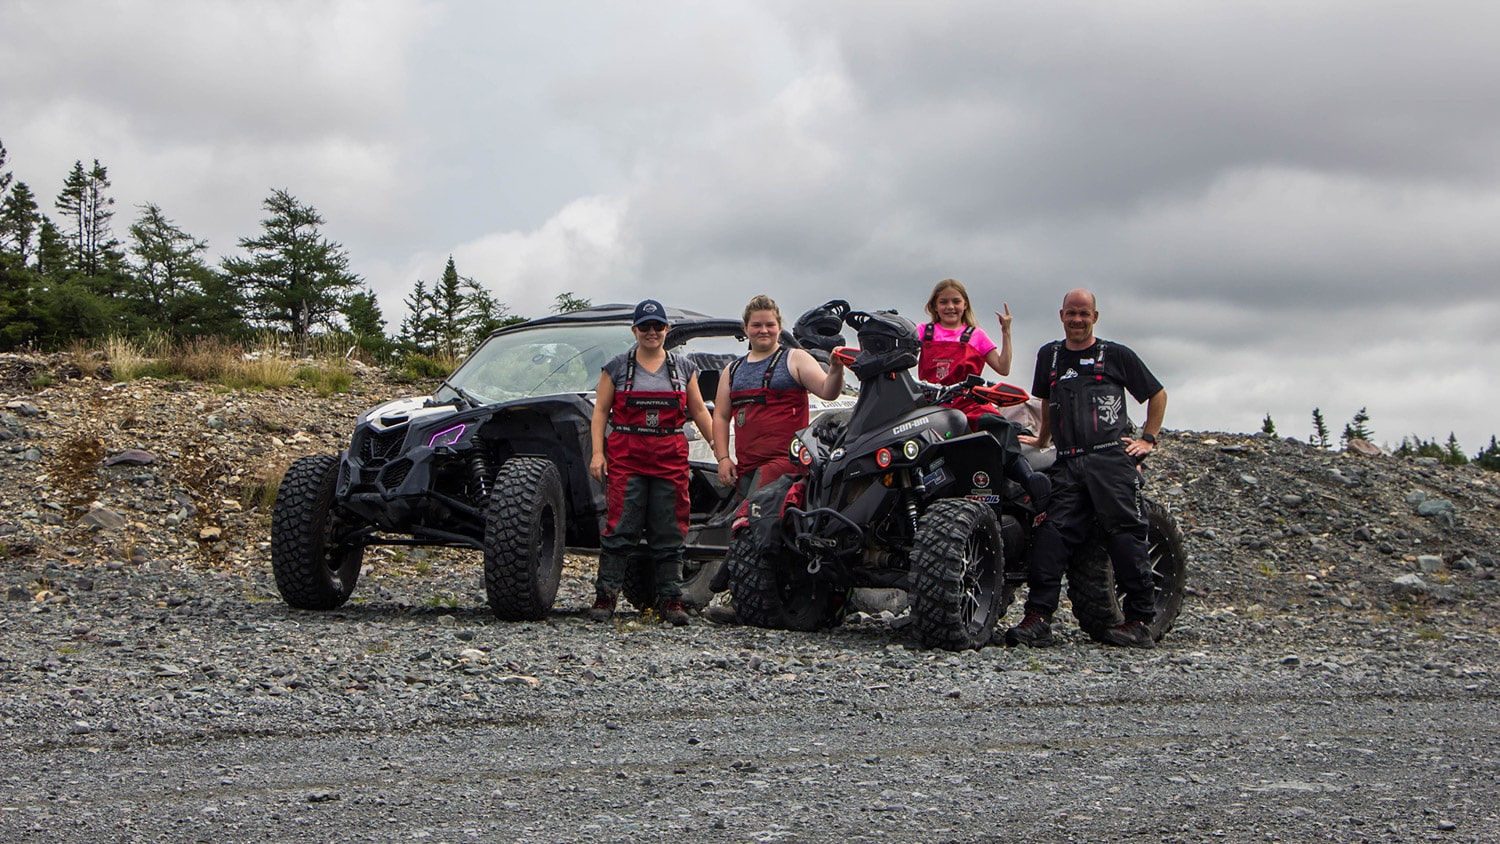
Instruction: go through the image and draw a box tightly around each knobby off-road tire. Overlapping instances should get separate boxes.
[483,457,566,621]
[910,499,1004,651]
[725,528,841,632]
[271,453,364,610]
[623,556,721,612]
[1067,498,1188,643]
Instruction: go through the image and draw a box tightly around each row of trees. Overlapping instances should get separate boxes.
[1261,408,1499,469]
[0,139,538,359]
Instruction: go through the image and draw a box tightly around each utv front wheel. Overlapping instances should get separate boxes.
[483,457,567,621]
[271,453,364,609]
[910,499,1004,650]
[1068,497,1188,643]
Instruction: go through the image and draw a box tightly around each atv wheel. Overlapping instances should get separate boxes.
[725,528,841,631]
[271,453,364,610]
[622,555,721,612]
[483,457,566,621]
[1067,498,1188,643]
[910,499,1004,650]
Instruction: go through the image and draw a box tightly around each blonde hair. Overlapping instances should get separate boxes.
[742,294,783,328]
[925,278,978,328]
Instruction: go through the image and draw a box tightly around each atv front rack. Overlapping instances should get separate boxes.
[783,505,866,571]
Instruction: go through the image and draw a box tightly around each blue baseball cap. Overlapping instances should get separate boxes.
[632,299,668,326]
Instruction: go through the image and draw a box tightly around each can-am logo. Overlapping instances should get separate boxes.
[972,471,990,488]
[892,417,930,436]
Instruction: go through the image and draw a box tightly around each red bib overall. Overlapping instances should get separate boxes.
[919,323,995,429]
[604,351,691,536]
[729,347,809,488]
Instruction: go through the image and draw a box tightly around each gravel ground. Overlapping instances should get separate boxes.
[2,553,1497,843]
[3,357,1499,842]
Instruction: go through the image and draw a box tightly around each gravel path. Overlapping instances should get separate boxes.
[3,555,1497,843]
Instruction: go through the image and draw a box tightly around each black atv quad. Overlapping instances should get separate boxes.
[725,305,1187,650]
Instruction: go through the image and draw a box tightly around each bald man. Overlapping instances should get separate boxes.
[1006,289,1167,649]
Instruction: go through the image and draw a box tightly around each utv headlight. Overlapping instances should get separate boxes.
[789,436,803,461]
[902,439,920,460]
[427,424,468,448]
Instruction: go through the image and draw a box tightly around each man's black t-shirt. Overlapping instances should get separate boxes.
[1031,339,1162,404]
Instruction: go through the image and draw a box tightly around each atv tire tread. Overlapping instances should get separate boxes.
[909,498,1004,651]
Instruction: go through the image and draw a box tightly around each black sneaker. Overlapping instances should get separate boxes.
[1004,612,1055,647]
[587,593,617,622]
[1101,620,1155,649]
[657,599,691,627]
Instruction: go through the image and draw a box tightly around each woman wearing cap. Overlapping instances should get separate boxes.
[587,299,715,626]
[712,294,846,492]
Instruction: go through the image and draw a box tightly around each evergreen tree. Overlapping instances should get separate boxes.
[1444,433,1468,466]
[222,189,362,351]
[0,182,41,265]
[398,279,435,355]
[1474,436,1500,472]
[1260,413,1276,438]
[1311,408,1331,450]
[0,251,39,349]
[1395,435,1445,461]
[1341,407,1373,447]
[552,291,591,313]
[462,277,522,344]
[54,159,118,279]
[342,286,389,357]
[0,138,11,199]
[34,218,71,278]
[431,257,470,359]
[126,202,231,334]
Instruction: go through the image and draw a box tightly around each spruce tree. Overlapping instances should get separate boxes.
[1261,413,1276,438]
[1444,433,1468,466]
[126,202,229,334]
[0,182,41,264]
[1312,408,1331,450]
[1474,436,1500,472]
[1341,407,1373,447]
[54,160,117,279]
[222,189,362,352]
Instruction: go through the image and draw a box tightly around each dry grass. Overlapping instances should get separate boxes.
[103,335,156,380]
[169,337,239,381]
[68,339,107,378]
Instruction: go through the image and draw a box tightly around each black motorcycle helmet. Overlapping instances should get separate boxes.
[848,310,921,380]
[792,299,850,352]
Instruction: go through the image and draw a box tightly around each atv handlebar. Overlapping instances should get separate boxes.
[922,374,1031,408]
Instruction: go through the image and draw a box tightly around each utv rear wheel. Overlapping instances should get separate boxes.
[725,528,841,631]
[910,499,1004,650]
[483,457,566,621]
[1067,498,1188,643]
[271,453,364,610]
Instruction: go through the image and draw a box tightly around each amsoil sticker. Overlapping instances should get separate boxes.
[966,494,1001,504]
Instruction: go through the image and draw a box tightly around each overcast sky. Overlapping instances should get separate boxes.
[3,0,1498,452]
